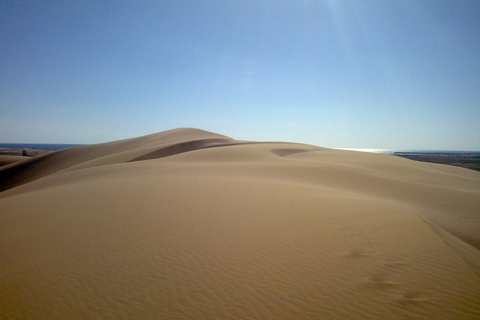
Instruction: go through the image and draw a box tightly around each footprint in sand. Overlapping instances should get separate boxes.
[362,272,402,290]
[344,249,373,259]
[396,290,432,306]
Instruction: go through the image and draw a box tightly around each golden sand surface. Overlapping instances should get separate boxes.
[1,128,480,319]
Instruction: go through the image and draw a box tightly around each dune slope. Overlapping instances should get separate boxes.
[1,128,480,319]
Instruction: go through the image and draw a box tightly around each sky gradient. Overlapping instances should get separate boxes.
[1,1,479,150]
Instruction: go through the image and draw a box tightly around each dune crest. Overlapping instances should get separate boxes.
[0,128,232,193]
[1,128,480,319]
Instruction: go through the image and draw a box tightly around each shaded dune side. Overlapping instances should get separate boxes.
[129,138,242,162]
[0,155,28,167]
[0,128,233,192]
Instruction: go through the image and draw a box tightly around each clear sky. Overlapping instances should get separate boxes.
[1,1,479,150]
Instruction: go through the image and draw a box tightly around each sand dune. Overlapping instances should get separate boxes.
[0,156,28,167]
[1,128,480,319]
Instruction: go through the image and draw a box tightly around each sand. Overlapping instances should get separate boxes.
[1,128,479,319]
[0,156,29,167]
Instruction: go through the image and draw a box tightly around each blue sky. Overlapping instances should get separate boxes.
[1,1,479,150]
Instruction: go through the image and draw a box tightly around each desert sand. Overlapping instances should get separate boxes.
[1,128,480,319]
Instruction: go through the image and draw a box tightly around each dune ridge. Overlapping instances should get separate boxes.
[0,128,233,193]
[0,155,28,167]
[1,128,480,319]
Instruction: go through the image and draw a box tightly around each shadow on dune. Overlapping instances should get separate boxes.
[0,129,236,193]
[129,138,239,162]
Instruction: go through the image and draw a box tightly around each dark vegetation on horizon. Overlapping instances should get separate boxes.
[394,152,480,172]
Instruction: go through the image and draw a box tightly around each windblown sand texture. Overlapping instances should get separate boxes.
[1,128,480,319]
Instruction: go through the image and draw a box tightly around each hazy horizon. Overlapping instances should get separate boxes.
[1,1,479,150]
[2,139,480,154]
